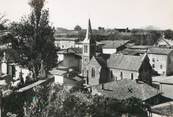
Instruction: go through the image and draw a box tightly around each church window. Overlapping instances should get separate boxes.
[131,73,134,80]
[91,68,95,78]
[120,72,123,80]
[84,45,88,53]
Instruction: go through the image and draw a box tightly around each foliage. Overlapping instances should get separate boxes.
[164,29,173,39]
[3,83,148,117]
[130,30,161,45]
[0,13,8,30]
[74,25,82,31]
[22,85,148,117]
[9,0,57,79]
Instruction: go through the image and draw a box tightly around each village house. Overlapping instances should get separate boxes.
[101,40,129,55]
[49,67,84,91]
[150,101,173,117]
[0,51,31,82]
[54,37,78,49]
[107,53,152,84]
[91,79,161,105]
[54,28,79,49]
[155,33,173,48]
[57,47,82,72]
[123,45,152,55]
[152,75,173,100]
[147,47,173,76]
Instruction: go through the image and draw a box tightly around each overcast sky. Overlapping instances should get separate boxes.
[0,0,173,30]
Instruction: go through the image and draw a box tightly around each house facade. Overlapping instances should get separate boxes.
[155,33,173,48]
[147,47,173,76]
[57,48,82,72]
[107,54,152,84]
[0,51,31,83]
[101,40,129,54]
[54,37,77,49]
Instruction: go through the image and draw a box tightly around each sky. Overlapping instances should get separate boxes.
[0,0,173,30]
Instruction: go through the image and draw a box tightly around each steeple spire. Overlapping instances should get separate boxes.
[83,19,92,43]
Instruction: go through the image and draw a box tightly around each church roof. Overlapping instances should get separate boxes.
[107,54,146,71]
[89,56,107,68]
[95,57,107,67]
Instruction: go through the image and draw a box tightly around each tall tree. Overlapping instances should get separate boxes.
[0,13,8,30]
[10,0,57,79]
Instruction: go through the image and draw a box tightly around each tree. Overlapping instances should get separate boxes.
[164,29,173,39]
[0,13,8,30]
[10,0,57,79]
[74,25,82,31]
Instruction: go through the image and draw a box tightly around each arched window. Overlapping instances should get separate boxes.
[131,73,134,80]
[91,68,95,78]
[120,72,123,80]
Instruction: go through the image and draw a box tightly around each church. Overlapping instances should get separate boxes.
[81,19,152,86]
[81,19,112,86]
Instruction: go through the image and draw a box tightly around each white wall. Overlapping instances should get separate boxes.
[103,48,117,54]
[15,65,30,82]
[55,40,75,49]
[148,54,167,75]
[54,75,64,85]
[57,53,64,62]
[110,68,139,80]
[151,113,167,117]
[1,62,7,74]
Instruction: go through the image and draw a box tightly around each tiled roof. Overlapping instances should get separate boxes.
[107,54,146,71]
[151,101,173,116]
[94,79,159,101]
[148,47,173,55]
[152,76,173,99]
[95,57,107,67]
[122,48,146,55]
[49,68,67,76]
[89,56,107,68]
[101,40,129,49]
[54,37,78,41]
[57,48,82,56]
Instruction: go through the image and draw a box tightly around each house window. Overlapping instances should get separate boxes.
[131,73,134,80]
[152,64,155,68]
[91,68,95,78]
[12,65,16,77]
[84,45,88,53]
[152,58,155,62]
[120,72,123,80]
[160,65,163,69]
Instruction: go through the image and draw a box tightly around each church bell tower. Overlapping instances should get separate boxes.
[82,19,96,77]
